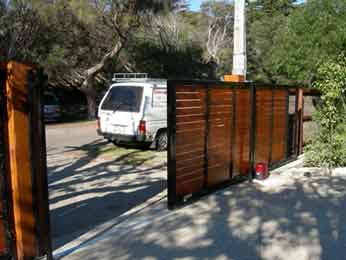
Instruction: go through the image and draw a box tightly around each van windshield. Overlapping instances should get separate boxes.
[101,86,143,112]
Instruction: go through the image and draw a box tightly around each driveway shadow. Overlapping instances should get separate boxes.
[66,172,346,260]
[47,140,167,250]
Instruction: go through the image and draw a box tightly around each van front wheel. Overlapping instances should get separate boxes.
[156,130,167,151]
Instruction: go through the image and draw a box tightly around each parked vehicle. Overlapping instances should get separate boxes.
[44,93,61,122]
[97,73,167,151]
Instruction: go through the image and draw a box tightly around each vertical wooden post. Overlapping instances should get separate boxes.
[0,63,15,259]
[6,62,37,260]
[297,88,304,155]
[248,84,256,182]
[5,62,52,260]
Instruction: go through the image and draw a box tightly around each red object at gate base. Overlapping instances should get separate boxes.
[255,163,269,180]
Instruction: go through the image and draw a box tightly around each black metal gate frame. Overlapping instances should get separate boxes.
[27,69,53,260]
[167,80,303,208]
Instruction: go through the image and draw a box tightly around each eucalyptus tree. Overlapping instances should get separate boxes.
[200,0,234,77]
[72,0,176,118]
[0,0,52,62]
[270,0,346,84]
[246,0,298,83]
[38,0,176,119]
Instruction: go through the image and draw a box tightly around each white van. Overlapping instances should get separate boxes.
[97,73,167,151]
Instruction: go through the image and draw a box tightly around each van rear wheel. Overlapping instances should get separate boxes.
[156,130,167,151]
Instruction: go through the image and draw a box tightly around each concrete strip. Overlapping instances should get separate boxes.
[270,155,304,173]
[332,168,346,176]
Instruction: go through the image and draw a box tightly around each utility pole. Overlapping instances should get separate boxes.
[224,0,246,82]
[232,0,246,79]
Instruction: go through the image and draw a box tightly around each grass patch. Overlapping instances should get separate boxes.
[77,141,167,167]
[100,146,166,167]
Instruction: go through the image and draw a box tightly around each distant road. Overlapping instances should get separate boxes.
[46,121,100,153]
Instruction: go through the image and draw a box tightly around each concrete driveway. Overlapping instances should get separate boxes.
[60,162,346,260]
[46,121,167,251]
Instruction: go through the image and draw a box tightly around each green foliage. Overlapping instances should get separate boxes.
[0,1,53,61]
[4,0,346,107]
[305,54,346,168]
[128,41,210,78]
[268,0,346,84]
[245,0,346,84]
[247,0,298,83]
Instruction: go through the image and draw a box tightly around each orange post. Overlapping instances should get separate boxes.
[224,74,245,83]
[4,61,52,260]
[6,61,37,260]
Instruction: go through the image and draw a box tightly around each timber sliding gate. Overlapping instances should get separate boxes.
[0,62,52,260]
[168,80,304,207]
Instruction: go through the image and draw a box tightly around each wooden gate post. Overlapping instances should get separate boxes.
[0,63,15,259]
[6,62,37,259]
[4,61,52,260]
[297,88,304,155]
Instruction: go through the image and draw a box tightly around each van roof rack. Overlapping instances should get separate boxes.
[112,73,166,83]
[113,73,148,81]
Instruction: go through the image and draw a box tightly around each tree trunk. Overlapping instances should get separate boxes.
[81,76,98,120]
[86,93,97,120]
[80,41,123,119]
[207,60,218,79]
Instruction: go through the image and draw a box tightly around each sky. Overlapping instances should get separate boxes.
[189,0,204,11]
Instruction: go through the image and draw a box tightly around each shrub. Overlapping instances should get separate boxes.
[304,54,346,169]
